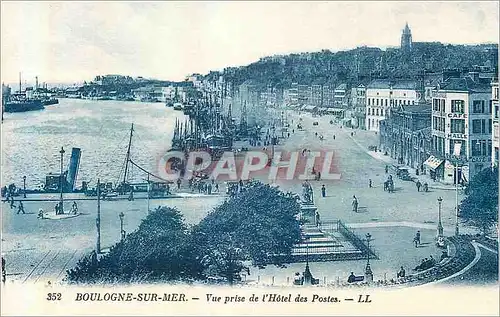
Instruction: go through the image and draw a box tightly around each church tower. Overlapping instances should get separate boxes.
[400,22,412,52]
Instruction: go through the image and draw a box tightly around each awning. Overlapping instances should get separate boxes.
[423,155,444,170]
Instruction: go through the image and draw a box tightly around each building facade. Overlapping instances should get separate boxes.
[365,79,418,132]
[380,105,432,169]
[430,75,492,184]
[492,80,499,168]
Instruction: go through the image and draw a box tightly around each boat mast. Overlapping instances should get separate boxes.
[122,123,134,185]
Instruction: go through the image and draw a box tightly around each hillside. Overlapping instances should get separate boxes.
[206,43,498,89]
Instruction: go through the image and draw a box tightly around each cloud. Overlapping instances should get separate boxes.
[1,1,498,84]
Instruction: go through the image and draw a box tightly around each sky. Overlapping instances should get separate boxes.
[1,1,499,85]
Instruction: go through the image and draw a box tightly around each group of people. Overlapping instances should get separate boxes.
[414,255,436,271]
[415,180,429,192]
[188,178,219,195]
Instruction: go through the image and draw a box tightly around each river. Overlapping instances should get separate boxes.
[1,98,188,189]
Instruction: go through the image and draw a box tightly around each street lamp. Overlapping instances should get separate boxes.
[119,212,125,241]
[365,233,373,283]
[437,197,444,238]
[59,147,65,214]
[22,175,26,198]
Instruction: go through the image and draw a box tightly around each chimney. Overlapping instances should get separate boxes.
[35,76,39,90]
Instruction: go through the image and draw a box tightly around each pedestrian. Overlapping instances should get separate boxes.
[369,179,372,188]
[287,132,290,138]
[317,171,321,181]
[38,208,44,219]
[207,183,212,195]
[1,255,6,284]
[176,178,181,190]
[416,230,421,245]
[352,195,358,213]
[17,201,25,214]
[385,165,388,174]
[315,210,321,227]
[292,129,295,133]
[333,134,336,140]
[321,185,326,197]
[55,203,59,215]
[413,236,418,248]
[416,180,421,192]
[351,132,353,137]
[397,266,406,278]
[423,182,428,192]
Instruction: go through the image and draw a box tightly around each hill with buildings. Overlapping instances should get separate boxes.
[205,24,498,90]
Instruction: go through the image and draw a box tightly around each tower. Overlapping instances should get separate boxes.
[401,22,412,53]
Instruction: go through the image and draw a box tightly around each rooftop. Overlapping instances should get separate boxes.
[439,76,491,93]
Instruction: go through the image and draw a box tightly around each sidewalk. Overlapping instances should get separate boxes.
[347,133,459,192]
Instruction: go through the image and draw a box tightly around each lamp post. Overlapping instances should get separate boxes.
[365,233,373,283]
[59,147,65,214]
[22,176,26,198]
[119,212,125,241]
[437,197,443,238]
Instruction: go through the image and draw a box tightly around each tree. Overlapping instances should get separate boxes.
[66,207,203,284]
[191,182,302,284]
[459,167,498,235]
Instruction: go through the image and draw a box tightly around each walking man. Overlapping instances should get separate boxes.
[17,201,25,214]
[352,195,358,213]
[315,210,321,227]
[385,165,388,174]
[176,178,181,190]
[416,180,421,192]
[321,185,326,197]
[369,179,372,188]
[416,230,421,246]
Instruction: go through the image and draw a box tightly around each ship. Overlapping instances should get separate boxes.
[2,73,46,113]
[3,95,45,113]
[42,98,59,106]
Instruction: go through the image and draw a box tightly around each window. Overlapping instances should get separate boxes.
[489,119,492,134]
[376,99,379,106]
[495,88,499,100]
[472,100,485,113]
[495,105,499,119]
[376,109,379,116]
[412,100,415,105]
[472,119,482,134]
[433,99,439,111]
[381,109,384,116]
[482,119,486,134]
[450,119,465,134]
[472,140,481,156]
[488,140,492,156]
[449,140,465,156]
[440,99,445,112]
[385,99,388,107]
[451,100,465,113]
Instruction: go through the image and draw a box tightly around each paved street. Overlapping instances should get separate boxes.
[274,111,467,229]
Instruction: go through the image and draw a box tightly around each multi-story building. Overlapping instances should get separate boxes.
[492,79,499,168]
[350,84,367,129]
[380,104,432,168]
[429,74,492,184]
[365,79,418,132]
[322,85,334,107]
[334,83,348,108]
[310,84,323,107]
[298,84,309,105]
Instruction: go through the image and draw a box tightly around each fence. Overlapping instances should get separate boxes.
[322,220,378,260]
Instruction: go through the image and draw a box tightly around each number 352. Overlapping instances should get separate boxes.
[47,293,62,301]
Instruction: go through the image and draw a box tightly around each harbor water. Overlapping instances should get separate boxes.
[1,98,188,189]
